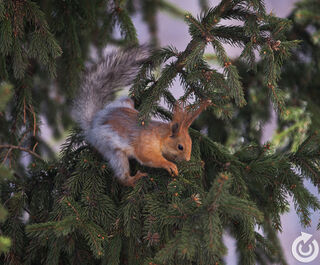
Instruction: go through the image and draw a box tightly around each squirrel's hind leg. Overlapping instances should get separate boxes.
[125,170,148,187]
[107,150,147,186]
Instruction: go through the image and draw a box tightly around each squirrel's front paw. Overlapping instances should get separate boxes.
[166,162,178,177]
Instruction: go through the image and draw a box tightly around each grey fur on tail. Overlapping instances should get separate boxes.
[72,45,151,132]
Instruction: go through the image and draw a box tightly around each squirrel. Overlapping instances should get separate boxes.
[73,45,210,186]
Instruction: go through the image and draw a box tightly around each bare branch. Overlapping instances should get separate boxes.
[0,144,43,161]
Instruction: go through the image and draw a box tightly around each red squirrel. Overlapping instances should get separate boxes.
[73,46,210,186]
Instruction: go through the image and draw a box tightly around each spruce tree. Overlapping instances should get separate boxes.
[0,0,320,265]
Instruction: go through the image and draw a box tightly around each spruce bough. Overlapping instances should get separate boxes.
[0,0,320,264]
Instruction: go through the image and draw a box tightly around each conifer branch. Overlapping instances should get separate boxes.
[158,0,186,19]
[228,205,261,220]
[208,173,229,212]
[64,199,104,256]
[0,144,43,161]
[297,158,320,180]
[296,131,318,154]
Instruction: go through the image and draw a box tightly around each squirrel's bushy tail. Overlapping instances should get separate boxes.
[73,45,150,132]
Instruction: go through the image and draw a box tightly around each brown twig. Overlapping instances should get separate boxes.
[1,130,33,165]
[18,130,31,145]
[2,148,12,166]
[0,144,43,161]
[28,104,37,136]
[32,142,38,152]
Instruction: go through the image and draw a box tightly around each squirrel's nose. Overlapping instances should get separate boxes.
[186,156,191,162]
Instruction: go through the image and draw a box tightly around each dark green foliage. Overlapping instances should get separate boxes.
[0,83,13,253]
[4,127,320,264]
[1,0,320,265]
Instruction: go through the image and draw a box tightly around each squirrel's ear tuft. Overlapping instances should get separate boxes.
[185,99,211,128]
[170,101,185,137]
[170,122,180,137]
[172,101,184,122]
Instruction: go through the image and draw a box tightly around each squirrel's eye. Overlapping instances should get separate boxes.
[178,144,184,151]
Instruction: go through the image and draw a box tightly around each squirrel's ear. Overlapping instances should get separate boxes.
[172,101,184,123]
[170,122,180,137]
[185,99,211,128]
[170,101,185,137]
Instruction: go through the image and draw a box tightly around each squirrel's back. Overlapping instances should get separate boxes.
[72,45,150,132]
